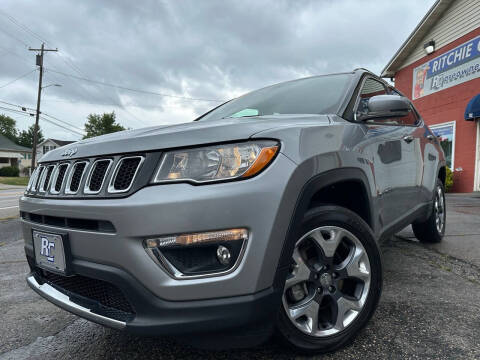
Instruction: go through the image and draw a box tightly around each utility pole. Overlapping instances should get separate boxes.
[29,43,57,169]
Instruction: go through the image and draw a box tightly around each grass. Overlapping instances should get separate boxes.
[0,176,30,186]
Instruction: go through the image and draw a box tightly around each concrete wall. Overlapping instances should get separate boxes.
[395,27,480,192]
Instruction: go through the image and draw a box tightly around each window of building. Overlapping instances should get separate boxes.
[430,121,456,170]
[0,158,9,164]
[42,145,57,154]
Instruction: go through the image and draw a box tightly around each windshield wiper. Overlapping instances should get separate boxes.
[222,114,265,119]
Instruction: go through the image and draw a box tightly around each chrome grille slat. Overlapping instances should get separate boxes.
[40,165,55,193]
[32,166,45,192]
[50,163,70,194]
[108,156,144,193]
[27,167,39,191]
[84,159,113,194]
[65,161,88,194]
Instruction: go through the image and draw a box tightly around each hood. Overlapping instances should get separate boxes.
[40,114,330,162]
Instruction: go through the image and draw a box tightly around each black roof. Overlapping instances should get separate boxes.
[49,138,76,147]
[0,134,31,152]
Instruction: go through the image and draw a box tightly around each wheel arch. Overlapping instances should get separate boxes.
[273,167,375,289]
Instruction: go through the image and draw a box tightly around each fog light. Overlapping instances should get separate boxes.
[216,245,231,265]
[144,228,248,278]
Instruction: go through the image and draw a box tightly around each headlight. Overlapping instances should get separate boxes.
[153,141,279,184]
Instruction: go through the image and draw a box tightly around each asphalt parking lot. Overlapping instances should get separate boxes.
[0,186,24,220]
[1,194,479,360]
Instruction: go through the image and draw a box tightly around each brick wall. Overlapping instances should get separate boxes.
[394,27,480,192]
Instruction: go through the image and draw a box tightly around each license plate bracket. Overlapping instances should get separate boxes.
[32,230,71,275]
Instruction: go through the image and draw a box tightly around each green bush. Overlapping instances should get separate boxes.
[445,167,453,192]
[0,166,20,177]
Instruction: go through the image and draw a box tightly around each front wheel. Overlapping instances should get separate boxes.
[276,206,382,354]
[412,179,446,243]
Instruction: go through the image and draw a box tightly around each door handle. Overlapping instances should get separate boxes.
[403,135,414,143]
[426,134,435,141]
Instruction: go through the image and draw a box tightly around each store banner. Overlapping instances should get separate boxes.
[412,35,480,99]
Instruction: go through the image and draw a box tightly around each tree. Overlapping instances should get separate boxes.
[83,111,125,139]
[0,114,18,142]
[17,124,44,148]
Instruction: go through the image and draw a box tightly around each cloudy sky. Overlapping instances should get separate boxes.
[0,0,435,141]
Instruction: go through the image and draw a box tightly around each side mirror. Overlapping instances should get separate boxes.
[357,95,410,121]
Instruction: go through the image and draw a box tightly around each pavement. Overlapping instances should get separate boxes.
[0,186,25,220]
[398,193,480,267]
[0,194,479,359]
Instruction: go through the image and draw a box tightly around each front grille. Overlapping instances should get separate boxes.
[33,166,45,191]
[53,164,69,193]
[26,152,150,198]
[36,269,135,321]
[85,159,112,193]
[43,165,55,190]
[68,162,87,193]
[110,156,143,193]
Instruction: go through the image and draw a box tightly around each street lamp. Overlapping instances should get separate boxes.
[41,83,62,89]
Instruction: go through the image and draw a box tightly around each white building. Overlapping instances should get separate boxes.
[0,134,32,174]
[36,138,75,161]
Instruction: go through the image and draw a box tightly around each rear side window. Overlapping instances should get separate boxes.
[398,104,420,126]
[357,78,388,114]
[358,78,420,126]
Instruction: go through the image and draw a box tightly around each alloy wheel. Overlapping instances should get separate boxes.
[282,226,371,337]
[434,185,445,234]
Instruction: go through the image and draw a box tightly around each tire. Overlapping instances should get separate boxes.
[276,205,382,354]
[412,179,446,243]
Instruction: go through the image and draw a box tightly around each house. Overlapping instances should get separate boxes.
[0,134,32,174]
[36,138,76,160]
[381,0,480,192]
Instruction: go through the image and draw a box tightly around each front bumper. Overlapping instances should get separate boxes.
[21,153,298,333]
[25,255,281,336]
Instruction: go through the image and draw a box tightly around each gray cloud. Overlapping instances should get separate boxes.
[0,0,435,140]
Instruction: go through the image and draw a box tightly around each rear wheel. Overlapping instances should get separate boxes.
[276,206,382,354]
[412,179,445,243]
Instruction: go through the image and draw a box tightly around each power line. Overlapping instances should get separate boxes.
[0,105,35,116]
[0,45,32,66]
[0,25,29,47]
[0,99,36,111]
[39,116,84,137]
[47,60,150,127]
[0,99,85,132]
[0,10,147,129]
[45,68,225,102]
[0,10,48,44]
[0,69,36,89]
[41,112,84,132]
[0,105,83,137]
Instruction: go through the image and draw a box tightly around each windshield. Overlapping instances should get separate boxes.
[198,73,352,121]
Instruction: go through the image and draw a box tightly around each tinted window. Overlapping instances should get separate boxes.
[198,74,353,121]
[357,78,387,114]
[398,104,419,126]
[359,79,419,126]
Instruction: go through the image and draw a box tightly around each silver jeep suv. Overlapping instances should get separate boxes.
[20,69,446,353]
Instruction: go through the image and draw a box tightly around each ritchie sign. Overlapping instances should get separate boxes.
[412,34,480,99]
